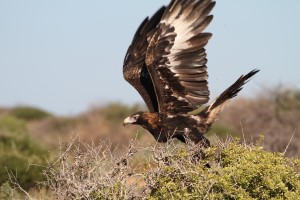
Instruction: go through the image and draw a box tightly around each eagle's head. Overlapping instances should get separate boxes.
[123,112,144,126]
[123,111,159,128]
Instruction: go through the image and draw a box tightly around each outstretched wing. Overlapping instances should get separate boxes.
[123,7,166,112]
[146,0,215,115]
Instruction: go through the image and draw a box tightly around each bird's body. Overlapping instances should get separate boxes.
[124,111,211,145]
[123,0,259,146]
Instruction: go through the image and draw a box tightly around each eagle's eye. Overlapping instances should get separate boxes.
[132,114,139,120]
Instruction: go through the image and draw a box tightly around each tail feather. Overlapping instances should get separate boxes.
[200,69,259,124]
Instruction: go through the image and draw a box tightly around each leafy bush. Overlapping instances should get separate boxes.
[0,116,48,191]
[9,106,51,121]
[146,139,300,199]
[275,89,300,125]
[275,89,300,112]
[0,115,27,134]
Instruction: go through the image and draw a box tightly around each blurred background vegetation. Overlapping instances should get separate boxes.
[0,87,300,197]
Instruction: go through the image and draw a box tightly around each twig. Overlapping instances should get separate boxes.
[51,134,79,167]
[283,129,296,155]
[7,168,33,200]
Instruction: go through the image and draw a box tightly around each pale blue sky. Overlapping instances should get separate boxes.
[0,1,299,115]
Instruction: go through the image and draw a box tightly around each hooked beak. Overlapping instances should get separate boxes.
[123,116,135,126]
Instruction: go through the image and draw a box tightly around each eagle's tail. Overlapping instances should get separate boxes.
[200,69,259,125]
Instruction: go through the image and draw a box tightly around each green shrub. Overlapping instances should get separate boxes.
[0,116,48,191]
[275,89,300,127]
[9,106,51,121]
[0,115,27,134]
[275,89,300,112]
[145,140,300,199]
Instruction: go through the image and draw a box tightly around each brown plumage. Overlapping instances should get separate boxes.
[123,0,259,146]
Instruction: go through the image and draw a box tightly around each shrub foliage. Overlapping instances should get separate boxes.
[146,140,300,199]
[9,106,51,121]
[0,116,48,191]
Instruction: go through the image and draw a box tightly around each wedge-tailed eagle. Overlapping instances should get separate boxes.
[123,0,259,146]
